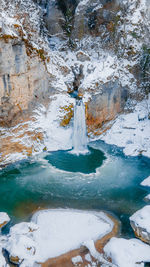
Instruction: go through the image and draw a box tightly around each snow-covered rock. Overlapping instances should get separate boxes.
[144,194,150,202]
[85,253,92,263]
[31,209,114,262]
[130,206,150,244]
[141,176,150,187]
[5,222,38,265]
[0,212,10,230]
[3,209,114,266]
[83,240,116,267]
[72,255,83,265]
[104,237,150,267]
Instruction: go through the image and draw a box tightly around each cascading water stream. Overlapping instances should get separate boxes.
[72,99,88,155]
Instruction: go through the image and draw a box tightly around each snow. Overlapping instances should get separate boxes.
[85,253,92,262]
[101,98,150,157]
[9,222,38,236]
[4,222,39,265]
[32,94,75,152]
[0,0,149,167]
[144,194,150,201]
[31,209,113,262]
[130,205,150,233]
[141,176,150,187]
[0,212,10,228]
[83,240,116,267]
[104,237,150,267]
[0,245,7,267]
[3,209,113,266]
[72,255,83,265]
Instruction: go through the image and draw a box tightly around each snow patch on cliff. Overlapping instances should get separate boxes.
[101,97,150,157]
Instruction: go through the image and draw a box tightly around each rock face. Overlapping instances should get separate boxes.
[86,81,128,134]
[72,0,121,41]
[0,0,149,164]
[130,206,150,244]
[0,38,51,126]
[44,0,65,37]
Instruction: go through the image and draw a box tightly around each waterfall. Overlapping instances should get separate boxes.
[72,99,88,155]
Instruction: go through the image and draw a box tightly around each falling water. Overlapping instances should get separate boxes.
[72,99,88,155]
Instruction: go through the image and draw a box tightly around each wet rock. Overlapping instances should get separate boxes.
[130,206,150,244]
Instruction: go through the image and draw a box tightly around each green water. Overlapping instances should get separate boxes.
[0,140,150,237]
[45,147,106,173]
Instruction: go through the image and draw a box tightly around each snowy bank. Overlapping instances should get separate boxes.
[104,237,150,267]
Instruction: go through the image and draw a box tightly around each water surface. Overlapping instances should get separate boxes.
[0,140,150,238]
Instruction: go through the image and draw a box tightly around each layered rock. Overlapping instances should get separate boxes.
[0,0,149,165]
[0,37,51,126]
[86,81,128,135]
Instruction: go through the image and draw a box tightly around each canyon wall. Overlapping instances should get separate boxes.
[0,0,149,164]
[0,38,51,126]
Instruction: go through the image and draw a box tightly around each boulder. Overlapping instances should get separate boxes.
[130,206,150,244]
[104,237,150,267]
[5,222,38,265]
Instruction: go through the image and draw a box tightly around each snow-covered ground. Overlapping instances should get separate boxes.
[101,97,150,158]
[1,209,113,266]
